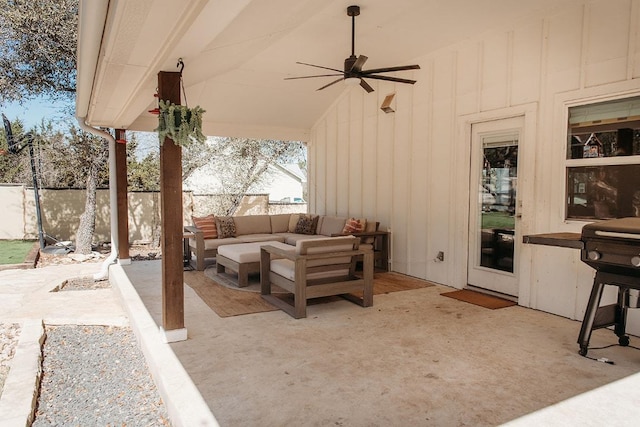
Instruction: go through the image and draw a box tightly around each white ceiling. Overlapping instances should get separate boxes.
[78,0,581,141]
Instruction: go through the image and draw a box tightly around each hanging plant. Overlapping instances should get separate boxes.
[156,100,206,148]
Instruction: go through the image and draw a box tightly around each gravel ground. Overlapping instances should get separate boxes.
[0,245,171,425]
[32,325,170,426]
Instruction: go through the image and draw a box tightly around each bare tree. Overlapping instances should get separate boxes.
[209,137,305,215]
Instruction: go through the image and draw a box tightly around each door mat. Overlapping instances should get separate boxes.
[185,270,435,318]
[440,289,516,309]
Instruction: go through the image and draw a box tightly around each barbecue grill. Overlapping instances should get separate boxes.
[578,217,640,356]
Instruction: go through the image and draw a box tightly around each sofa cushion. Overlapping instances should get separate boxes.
[270,214,291,233]
[237,234,285,244]
[317,216,348,236]
[342,217,366,234]
[194,237,242,250]
[288,214,301,232]
[192,215,217,239]
[233,214,272,235]
[294,214,318,235]
[218,241,293,263]
[215,216,236,238]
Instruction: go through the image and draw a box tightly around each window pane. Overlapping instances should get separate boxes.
[568,96,640,159]
[567,165,640,219]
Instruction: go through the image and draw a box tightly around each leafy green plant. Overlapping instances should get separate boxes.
[156,100,206,148]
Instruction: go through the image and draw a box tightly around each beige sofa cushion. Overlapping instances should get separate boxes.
[233,214,272,235]
[288,214,301,232]
[270,259,349,281]
[238,234,285,244]
[317,216,347,236]
[270,214,291,233]
[195,237,242,250]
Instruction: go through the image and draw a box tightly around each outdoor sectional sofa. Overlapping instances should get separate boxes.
[184,213,387,272]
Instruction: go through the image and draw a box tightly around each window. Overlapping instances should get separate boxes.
[566,96,640,220]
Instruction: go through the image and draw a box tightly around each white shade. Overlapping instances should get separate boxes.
[344,77,360,86]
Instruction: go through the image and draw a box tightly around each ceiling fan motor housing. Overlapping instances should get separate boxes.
[344,55,358,78]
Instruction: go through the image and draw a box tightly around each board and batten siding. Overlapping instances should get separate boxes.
[308,0,640,327]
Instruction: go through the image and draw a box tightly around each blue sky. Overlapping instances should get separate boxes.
[1,97,74,130]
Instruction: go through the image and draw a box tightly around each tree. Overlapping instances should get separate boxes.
[64,127,109,254]
[0,0,77,102]
[199,137,306,215]
[0,0,112,253]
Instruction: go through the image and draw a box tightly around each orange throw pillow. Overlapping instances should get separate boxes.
[342,217,365,234]
[192,215,217,239]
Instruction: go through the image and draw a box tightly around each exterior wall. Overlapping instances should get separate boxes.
[308,0,640,327]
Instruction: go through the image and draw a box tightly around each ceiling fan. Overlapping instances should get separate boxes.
[285,5,420,93]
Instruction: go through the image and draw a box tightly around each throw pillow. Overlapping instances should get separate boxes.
[215,216,236,239]
[191,215,217,239]
[294,214,319,235]
[342,217,365,234]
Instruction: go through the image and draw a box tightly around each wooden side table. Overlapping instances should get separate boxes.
[333,230,390,271]
[183,232,195,269]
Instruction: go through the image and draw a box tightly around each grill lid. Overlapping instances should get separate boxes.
[582,217,640,240]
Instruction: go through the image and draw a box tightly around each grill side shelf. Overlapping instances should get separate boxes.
[522,232,584,250]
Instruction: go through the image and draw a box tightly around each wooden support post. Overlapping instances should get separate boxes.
[114,129,130,262]
[158,71,186,339]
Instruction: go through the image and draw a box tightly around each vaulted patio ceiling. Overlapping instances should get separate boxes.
[77,0,580,141]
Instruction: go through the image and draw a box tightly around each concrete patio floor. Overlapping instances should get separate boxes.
[121,260,640,426]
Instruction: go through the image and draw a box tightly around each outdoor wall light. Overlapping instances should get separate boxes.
[381,93,396,113]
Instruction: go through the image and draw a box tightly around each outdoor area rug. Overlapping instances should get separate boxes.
[440,289,517,309]
[184,270,279,317]
[185,269,435,318]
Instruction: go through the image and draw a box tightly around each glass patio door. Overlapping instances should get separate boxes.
[467,117,522,297]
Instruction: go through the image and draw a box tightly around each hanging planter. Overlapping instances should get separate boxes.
[156,100,206,148]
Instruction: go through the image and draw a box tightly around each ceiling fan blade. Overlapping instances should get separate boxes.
[284,73,343,80]
[317,77,344,91]
[364,74,417,85]
[359,79,374,93]
[296,62,343,73]
[350,55,368,72]
[360,64,421,74]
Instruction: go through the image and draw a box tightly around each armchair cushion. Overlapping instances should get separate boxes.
[192,215,217,239]
[270,259,350,281]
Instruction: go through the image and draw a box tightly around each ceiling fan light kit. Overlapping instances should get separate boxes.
[285,5,420,93]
